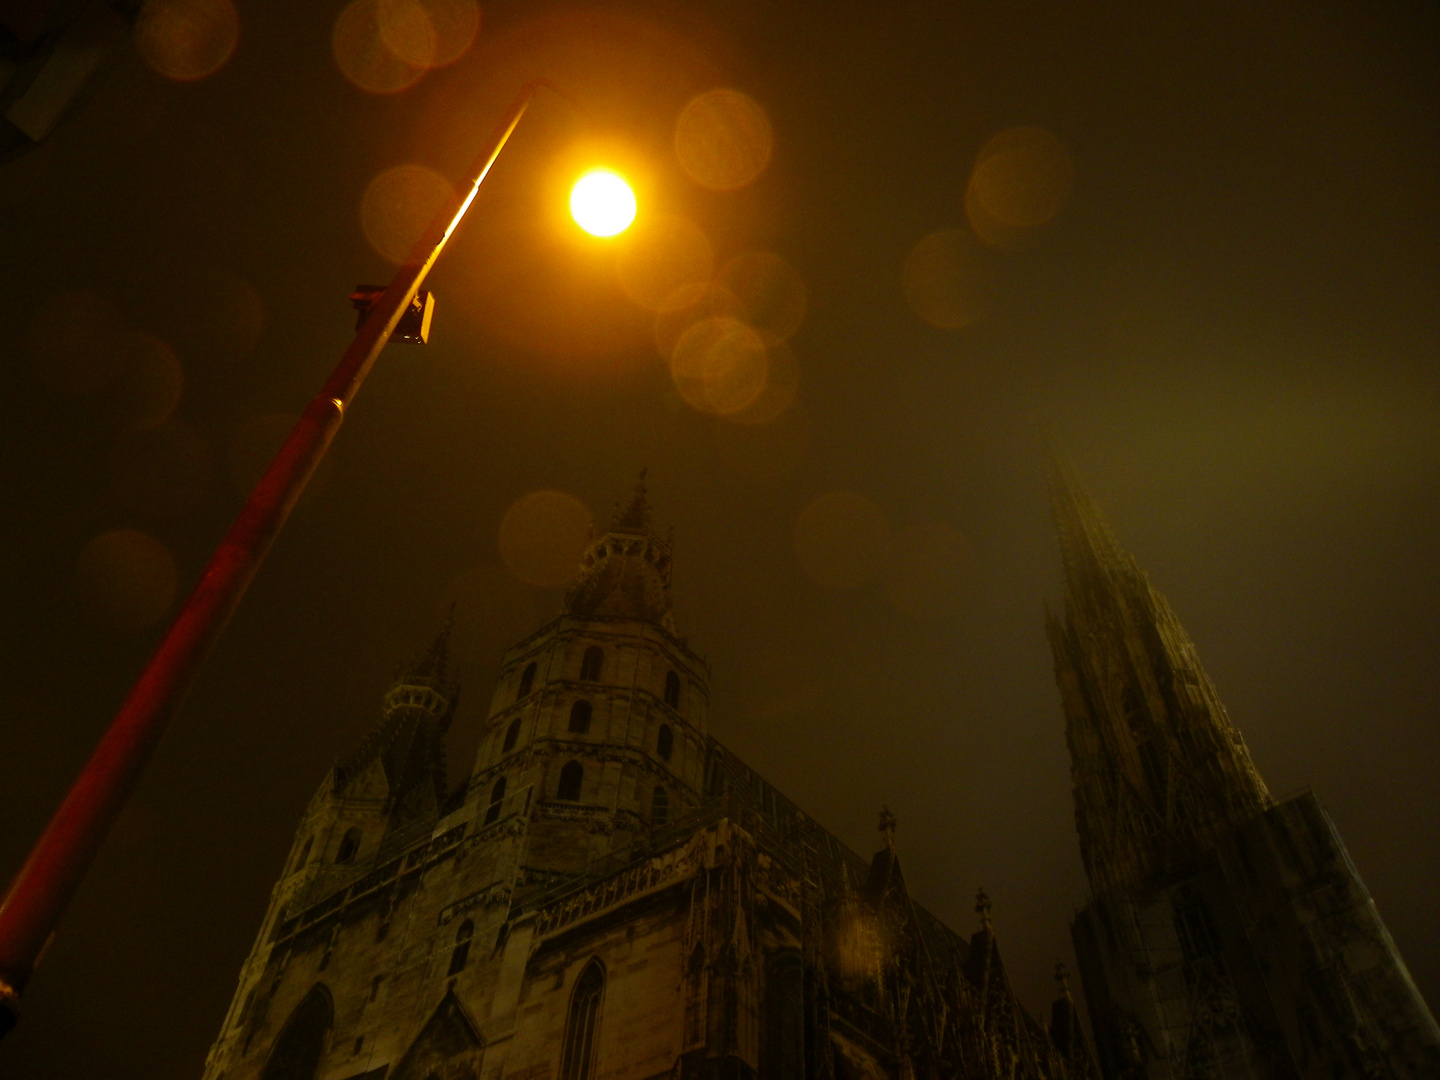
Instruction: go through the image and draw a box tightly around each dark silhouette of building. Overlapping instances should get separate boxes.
[204,477,1093,1080]
[1046,467,1440,1079]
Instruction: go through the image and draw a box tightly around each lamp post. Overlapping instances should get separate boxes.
[0,81,633,1035]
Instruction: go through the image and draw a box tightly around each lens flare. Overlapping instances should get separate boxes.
[718,251,807,344]
[136,0,240,82]
[793,492,890,590]
[73,529,179,630]
[675,89,773,191]
[333,0,425,94]
[616,214,714,311]
[376,0,478,68]
[902,228,994,329]
[570,170,637,237]
[670,316,768,417]
[966,126,1073,250]
[361,163,454,264]
[498,491,594,587]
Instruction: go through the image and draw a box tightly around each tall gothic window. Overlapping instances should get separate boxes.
[664,670,681,708]
[559,960,605,1080]
[652,786,669,827]
[448,919,474,976]
[557,761,583,801]
[292,835,313,874]
[580,646,603,681]
[657,724,673,762]
[517,662,536,699]
[261,985,333,1080]
[569,700,592,734]
[484,777,507,825]
[336,827,361,864]
[502,718,521,753]
[761,952,804,1080]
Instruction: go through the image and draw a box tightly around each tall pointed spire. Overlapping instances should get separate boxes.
[613,467,652,531]
[1046,461,1271,894]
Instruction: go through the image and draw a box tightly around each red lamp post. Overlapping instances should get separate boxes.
[0,84,541,1037]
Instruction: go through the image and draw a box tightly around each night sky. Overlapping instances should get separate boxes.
[1,1,1437,1076]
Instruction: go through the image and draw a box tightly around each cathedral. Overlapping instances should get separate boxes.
[201,474,1437,1080]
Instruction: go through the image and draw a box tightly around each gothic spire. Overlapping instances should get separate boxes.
[1046,463,1272,894]
[400,602,455,686]
[565,471,676,631]
[612,468,652,531]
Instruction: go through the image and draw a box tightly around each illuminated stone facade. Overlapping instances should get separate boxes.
[203,480,1093,1080]
[1047,467,1440,1079]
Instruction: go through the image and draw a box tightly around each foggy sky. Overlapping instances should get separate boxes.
[1,1,1436,1077]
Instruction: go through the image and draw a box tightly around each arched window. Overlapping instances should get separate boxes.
[336,827,361,864]
[761,952,805,1080]
[657,724,674,762]
[559,960,605,1080]
[485,776,507,826]
[580,646,603,681]
[502,718,521,753]
[569,700,592,734]
[664,670,681,708]
[652,786,669,827]
[557,761,583,802]
[292,835,313,874]
[261,985,333,1080]
[517,662,536,700]
[448,919,474,976]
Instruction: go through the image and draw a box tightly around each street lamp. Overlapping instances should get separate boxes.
[0,81,632,1036]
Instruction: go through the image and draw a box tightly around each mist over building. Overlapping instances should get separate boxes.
[204,476,1436,1080]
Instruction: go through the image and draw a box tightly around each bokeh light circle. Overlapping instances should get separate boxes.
[377,0,479,68]
[793,492,891,589]
[498,490,594,588]
[717,251,807,344]
[902,228,994,329]
[653,281,742,360]
[966,126,1074,249]
[729,339,799,426]
[334,0,426,94]
[74,529,179,630]
[616,214,714,311]
[136,0,240,82]
[570,170,637,237]
[361,163,454,264]
[675,89,774,191]
[26,290,129,393]
[670,316,769,417]
[883,522,972,620]
[109,334,184,432]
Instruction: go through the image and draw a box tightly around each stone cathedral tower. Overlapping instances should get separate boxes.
[1046,467,1440,1080]
[204,478,1096,1080]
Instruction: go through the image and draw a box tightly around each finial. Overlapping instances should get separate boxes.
[612,468,652,530]
[1054,960,1072,998]
[878,806,897,852]
[406,603,456,682]
[975,887,993,932]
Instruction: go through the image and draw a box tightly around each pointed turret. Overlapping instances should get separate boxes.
[563,469,677,631]
[336,613,461,831]
[1046,461,1270,894]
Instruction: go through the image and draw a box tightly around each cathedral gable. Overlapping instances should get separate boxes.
[389,988,484,1080]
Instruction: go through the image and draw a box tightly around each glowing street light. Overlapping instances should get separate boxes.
[0,81,629,1036]
[570,168,637,237]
